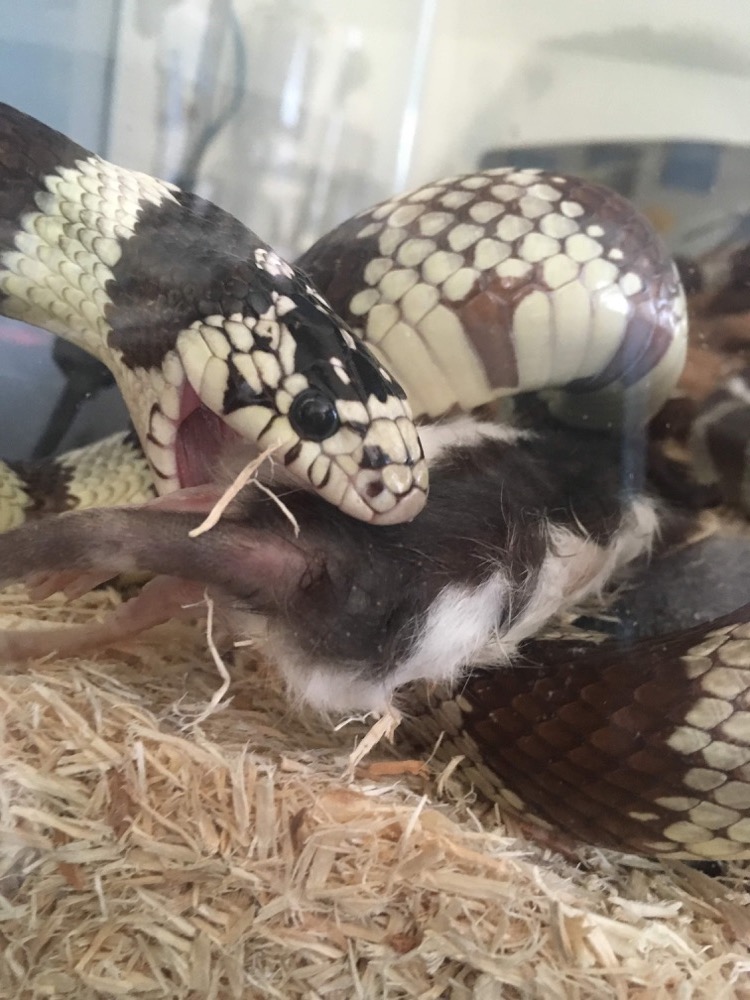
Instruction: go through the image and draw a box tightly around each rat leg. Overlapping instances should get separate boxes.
[0,576,209,664]
[5,484,232,604]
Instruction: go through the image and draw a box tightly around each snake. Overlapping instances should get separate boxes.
[1,103,749,861]
[0,103,426,529]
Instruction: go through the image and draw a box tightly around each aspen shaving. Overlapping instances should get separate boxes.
[0,584,748,999]
[188,444,299,538]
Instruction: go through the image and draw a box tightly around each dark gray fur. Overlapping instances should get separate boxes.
[0,426,651,679]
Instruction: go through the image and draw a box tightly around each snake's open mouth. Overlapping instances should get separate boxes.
[173,384,241,489]
[175,405,239,487]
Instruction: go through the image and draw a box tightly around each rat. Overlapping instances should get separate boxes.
[0,418,660,713]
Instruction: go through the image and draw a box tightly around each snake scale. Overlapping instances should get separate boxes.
[1,103,749,861]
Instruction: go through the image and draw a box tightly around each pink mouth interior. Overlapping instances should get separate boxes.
[175,384,241,488]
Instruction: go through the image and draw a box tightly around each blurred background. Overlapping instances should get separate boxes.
[2,0,750,457]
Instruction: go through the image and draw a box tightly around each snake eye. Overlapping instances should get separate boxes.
[289,388,340,441]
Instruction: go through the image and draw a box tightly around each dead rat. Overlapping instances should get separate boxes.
[0,419,660,713]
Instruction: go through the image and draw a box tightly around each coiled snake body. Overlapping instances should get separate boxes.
[1,104,749,860]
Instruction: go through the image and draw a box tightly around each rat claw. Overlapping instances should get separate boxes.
[26,569,116,601]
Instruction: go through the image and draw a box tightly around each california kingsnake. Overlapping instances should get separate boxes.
[0,103,425,527]
[1,103,749,861]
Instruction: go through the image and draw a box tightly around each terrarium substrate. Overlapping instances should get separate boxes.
[0,585,748,1000]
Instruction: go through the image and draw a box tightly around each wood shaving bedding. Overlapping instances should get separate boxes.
[189,445,298,539]
[0,585,748,1000]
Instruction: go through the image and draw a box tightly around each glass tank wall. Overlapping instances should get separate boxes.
[2,4,750,992]
[3,0,750,458]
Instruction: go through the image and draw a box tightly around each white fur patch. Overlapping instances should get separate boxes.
[261,497,660,715]
[497,498,658,655]
[418,417,528,465]
[395,571,510,687]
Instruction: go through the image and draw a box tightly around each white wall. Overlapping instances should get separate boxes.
[410,0,750,182]
[106,0,750,254]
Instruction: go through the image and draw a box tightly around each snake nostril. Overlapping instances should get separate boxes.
[366,481,385,498]
[362,444,389,469]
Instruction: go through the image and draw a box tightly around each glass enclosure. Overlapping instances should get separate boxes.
[3,1,750,459]
[1,2,750,995]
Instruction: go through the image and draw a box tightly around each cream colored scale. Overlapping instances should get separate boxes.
[0,158,188,491]
[0,157,178,358]
[348,168,688,427]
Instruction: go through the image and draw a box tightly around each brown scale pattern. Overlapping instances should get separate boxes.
[5,456,75,517]
[299,169,685,422]
[0,431,154,531]
[405,609,750,859]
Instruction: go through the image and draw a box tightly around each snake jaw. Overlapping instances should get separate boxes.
[346,408,429,524]
[317,393,429,523]
[159,303,430,520]
[130,362,430,523]
[143,369,429,523]
[126,314,429,519]
[122,372,235,495]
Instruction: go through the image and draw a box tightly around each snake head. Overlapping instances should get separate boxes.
[159,251,428,525]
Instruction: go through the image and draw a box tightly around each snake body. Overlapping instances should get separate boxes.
[1,105,750,860]
[403,606,750,860]
[0,103,426,526]
[297,168,688,430]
